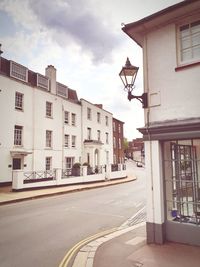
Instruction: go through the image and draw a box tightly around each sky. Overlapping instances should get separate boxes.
[0,0,182,140]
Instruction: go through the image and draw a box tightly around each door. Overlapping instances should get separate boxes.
[12,158,21,170]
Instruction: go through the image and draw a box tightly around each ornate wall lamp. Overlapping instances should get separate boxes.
[119,57,148,108]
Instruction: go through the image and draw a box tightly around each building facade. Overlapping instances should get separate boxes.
[0,56,114,184]
[123,0,200,246]
[113,118,125,164]
[125,138,144,163]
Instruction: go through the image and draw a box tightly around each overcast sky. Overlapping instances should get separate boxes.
[0,0,182,140]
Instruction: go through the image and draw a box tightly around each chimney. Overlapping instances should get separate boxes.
[45,65,56,94]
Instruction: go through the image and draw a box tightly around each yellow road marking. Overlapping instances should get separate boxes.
[59,227,117,267]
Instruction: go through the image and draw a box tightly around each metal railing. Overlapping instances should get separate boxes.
[24,170,56,183]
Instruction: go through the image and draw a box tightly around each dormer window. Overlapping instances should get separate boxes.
[37,74,49,91]
[57,82,68,98]
[10,61,28,82]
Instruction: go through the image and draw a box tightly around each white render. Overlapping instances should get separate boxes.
[123,0,200,244]
[0,60,114,183]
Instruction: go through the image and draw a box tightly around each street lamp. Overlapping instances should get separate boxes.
[119,57,148,108]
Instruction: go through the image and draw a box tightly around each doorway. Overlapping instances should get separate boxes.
[12,158,21,170]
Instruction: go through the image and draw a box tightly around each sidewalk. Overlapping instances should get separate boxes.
[93,223,200,267]
[0,176,135,205]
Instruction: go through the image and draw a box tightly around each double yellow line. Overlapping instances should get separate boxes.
[59,227,118,267]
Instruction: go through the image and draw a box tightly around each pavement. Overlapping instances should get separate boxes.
[1,175,200,267]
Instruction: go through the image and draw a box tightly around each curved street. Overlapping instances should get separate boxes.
[0,161,145,267]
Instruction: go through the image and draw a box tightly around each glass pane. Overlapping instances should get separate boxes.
[192,32,200,46]
[181,36,191,49]
[193,45,200,58]
[181,48,191,61]
[191,20,200,33]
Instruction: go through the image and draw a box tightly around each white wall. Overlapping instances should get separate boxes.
[145,24,200,124]
[80,99,113,166]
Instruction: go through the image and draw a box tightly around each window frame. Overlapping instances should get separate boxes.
[45,157,52,170]
[87,108,92,120]
[64,111,69,124]
[46,130,52,148]
[64,134,70,148]
[15,92,24,111]
[14,125,23,146]
[46,101,52,118]
[71,113,76,126]
[72,135,76,148]
[177,17,200,66]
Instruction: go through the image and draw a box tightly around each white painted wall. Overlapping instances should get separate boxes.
[145,24,200,124]
[80,99,113,166]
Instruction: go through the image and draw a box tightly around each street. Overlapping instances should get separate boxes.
[0,161,146,267]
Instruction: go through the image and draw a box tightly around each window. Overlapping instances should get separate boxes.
[119,138,121,149]
[97,130,101,141]
[10,61,28,82]
[105,116,108,126]
[178,20,200,64]
[64,111,69,124]
[57,82,68,98]
[46,130,52,148]
[45,157,52,170]
[72,113,76,126]
[87,127,91,140]
[118,124,121,133]
[15,92,23,111]
[65,157,74,169]
[64,134,69,148]
[106,132,109,144]
[113,137,116,148]
[72,135,76,148]
[113,122,116,131]
[97,112,101,123]
[14,125,23,146]
[87,108,91,120]
[37,74,49,91]
[46,102,52,117]
[164,139,200,226]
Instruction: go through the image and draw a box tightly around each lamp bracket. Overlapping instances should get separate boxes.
[128,91,148,108]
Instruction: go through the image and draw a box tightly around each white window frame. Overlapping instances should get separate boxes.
[71,113,76,126]
[87,107,91,120]
[10,61,28,82]
[14,125,23,146]
[46,130,52,148]
[57,82,68,98]
[105,116,108,126]
[37,73,50,91]
[64,134,69,148]
[46,101,52,117]
[64,111,69,124]
[106,132,109,144]
[15,92,23,111]
[97,130,101,142]
[87,127,91,140]
[65,157,74,169]
[45,157,52,170]
[72,135,76,148]
[177,18,200,65]
[97,112,101,123]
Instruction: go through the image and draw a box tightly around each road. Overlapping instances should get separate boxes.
[0,161,146,267]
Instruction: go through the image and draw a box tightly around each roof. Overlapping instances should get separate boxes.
[122,0,200,47]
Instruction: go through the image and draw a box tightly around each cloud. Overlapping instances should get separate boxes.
[28,0,122,64]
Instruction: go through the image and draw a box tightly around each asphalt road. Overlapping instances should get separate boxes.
[0,161,146,267]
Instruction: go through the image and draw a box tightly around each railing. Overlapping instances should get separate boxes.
[111,164,119,172]
[23,170,56,183]
[62,168,82,178]
[87,166,103,175]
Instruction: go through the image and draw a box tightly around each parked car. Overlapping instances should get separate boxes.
[137,162,143,167]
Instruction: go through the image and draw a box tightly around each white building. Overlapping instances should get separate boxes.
[123,0,200,246]
[0,56,113,184]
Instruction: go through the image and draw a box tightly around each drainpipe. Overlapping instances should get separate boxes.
[144,35,155,243]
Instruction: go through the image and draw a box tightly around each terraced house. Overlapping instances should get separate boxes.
[123,0,200,246]
[0,54,124,187]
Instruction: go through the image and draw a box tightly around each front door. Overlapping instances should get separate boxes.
[12,158,21,170]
